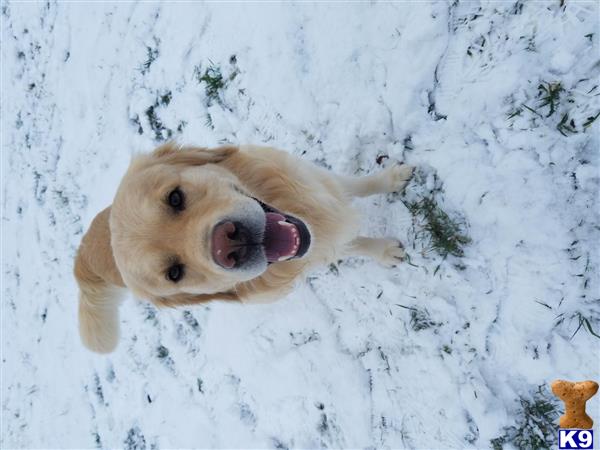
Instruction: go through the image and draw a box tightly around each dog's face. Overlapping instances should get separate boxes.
[109,144,311,303]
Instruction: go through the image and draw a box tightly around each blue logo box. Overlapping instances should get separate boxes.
[559,429,594,449]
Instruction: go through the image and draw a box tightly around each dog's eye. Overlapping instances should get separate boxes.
[167,187,185,211]
[166,263,185,283]
[232,184,246,196]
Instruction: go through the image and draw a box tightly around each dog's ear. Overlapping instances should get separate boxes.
[74,207,125,354]
[146,141,239,167]
[151,291,240,308]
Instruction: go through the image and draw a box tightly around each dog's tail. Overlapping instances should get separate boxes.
[76,274,123,353]
[74,207,124,354]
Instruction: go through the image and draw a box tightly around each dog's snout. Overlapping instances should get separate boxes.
[211,221,251,269]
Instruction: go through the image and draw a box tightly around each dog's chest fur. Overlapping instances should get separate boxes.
[220,146,360,300]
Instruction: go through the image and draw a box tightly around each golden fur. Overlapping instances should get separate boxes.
[74,143,413,353]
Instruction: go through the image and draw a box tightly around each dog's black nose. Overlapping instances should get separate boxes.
[211,221,251,269]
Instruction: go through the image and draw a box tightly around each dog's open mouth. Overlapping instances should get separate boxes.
[256,199,311,262]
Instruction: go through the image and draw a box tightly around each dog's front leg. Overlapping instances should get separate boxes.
[346,236,406,267]
[338,163,414,197]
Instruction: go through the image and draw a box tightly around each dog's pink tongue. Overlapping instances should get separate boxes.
[264,212,300,262]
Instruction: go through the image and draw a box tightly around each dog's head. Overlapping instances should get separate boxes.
[110,143,311,304]
[75,143,312,353]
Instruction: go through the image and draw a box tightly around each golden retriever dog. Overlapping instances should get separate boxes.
[74,143,414,353]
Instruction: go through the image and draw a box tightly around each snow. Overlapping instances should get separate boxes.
[2,1,599,449]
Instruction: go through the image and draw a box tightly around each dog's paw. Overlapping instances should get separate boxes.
[381,163,415,193]
[377,239,407,267]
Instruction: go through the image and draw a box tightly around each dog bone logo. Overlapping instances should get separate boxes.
[551,380,598,429]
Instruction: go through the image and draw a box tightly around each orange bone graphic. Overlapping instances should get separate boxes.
[551,380,598,429]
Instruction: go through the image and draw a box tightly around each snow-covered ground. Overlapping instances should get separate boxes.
[2,1,599,448]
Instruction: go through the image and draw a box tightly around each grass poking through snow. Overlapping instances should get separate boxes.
[197,64,226,105]
[563,312,600,340]
[139,38,159,75]
[406,196,471,258]
[507,78,599,136]
[400,167,471,270]
[490,386,559,450]
[537,82,563,117]
[144,91,174,142]
[194,56,240,107]
[395,304,443,332]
